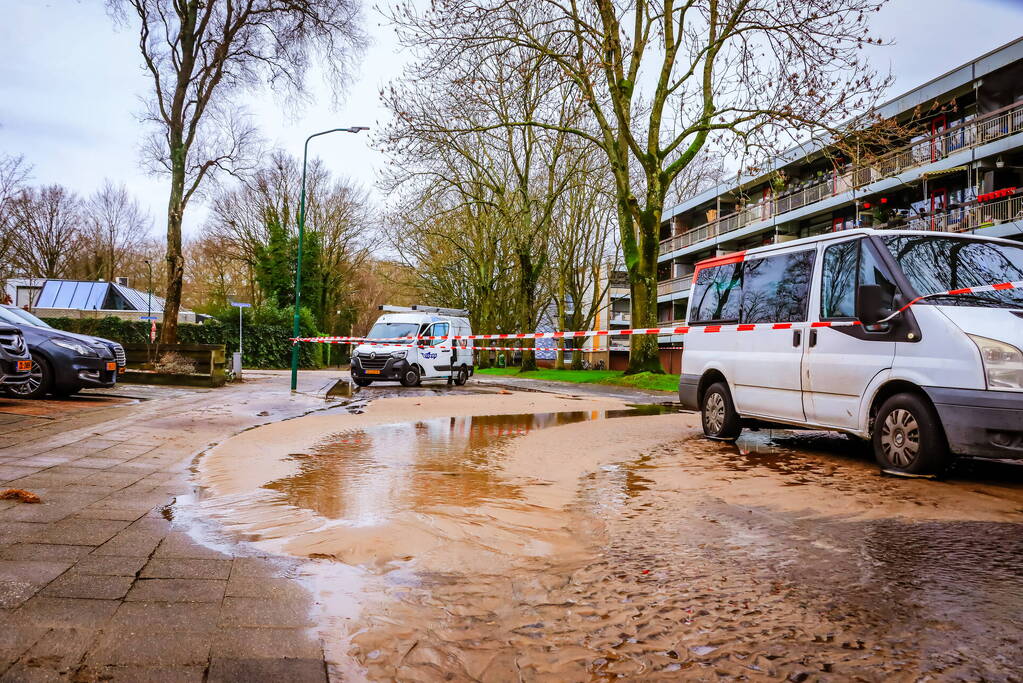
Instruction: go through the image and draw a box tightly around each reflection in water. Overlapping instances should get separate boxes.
[263,409,671,527]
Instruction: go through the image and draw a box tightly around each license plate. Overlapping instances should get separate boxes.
[118,367,126,374]
[17,360,31,372]
[365,369,381,375]
[106,362,116,371]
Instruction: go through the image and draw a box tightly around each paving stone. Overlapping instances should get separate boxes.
[0,560,73,587]
[153,534,229,560]
[41,572,134,600]
[74,555,147,577]
[0,622,47,662]
[0,504,77,524]
[71,665,204,683]
[208,657,328,682]
[4,626,96,678]
[91,530,165,558]
[125,578,226,603]
[211,628,322,660]
[218,597,314,629]
[110,602,221,632]
[224,576,308,601]
[0,544,92,562]
[141,558,232,581]
[73,507,149,521]
[86,630,211,667]
[227,557,286,579]
[0,523,46,545]
[30,519,131,547]
[15,597,119,628]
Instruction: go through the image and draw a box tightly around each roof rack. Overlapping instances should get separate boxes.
[378,304,470,317]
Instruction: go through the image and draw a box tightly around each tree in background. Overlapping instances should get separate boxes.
[78,180,153,282]
[10,185,83,279]
[108,0,365,344]
[392,0,891,373]
[0,154,30,293]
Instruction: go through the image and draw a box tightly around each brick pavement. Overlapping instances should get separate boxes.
[0,372,342,682]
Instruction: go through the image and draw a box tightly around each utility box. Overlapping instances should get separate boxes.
[232,351,242,378]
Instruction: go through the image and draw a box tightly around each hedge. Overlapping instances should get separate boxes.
[40,316,323,369]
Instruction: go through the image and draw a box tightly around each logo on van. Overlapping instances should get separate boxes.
[422,351,438,359]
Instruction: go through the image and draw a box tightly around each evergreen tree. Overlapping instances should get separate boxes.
[254,207,293,308]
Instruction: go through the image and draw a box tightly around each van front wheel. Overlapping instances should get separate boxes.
[873,393,950,474]
[702,382,741,441]
[400,366,421,387]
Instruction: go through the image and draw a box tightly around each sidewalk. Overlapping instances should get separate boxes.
[0,371,341,682]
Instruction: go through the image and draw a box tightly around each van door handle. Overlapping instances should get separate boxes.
[809,329,818,347]
[792,330,801,347]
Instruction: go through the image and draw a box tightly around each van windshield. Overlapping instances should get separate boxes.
[366,322,420,343]
[883,235,1023,309]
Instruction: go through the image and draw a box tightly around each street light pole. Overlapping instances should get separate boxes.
[290,126,368,391]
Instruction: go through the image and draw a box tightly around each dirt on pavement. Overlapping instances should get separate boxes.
[194,389,1023,682]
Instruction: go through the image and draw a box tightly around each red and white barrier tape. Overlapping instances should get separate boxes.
[294,279,1023,345]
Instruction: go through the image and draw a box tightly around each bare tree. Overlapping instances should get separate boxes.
[108,0,365,342]
[392,0,890,372]
[78,180,153,282]
[10,185,84,279]
[0,154,31,292]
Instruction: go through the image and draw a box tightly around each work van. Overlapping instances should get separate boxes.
[350,305,474,387]
[678,229,1023,474]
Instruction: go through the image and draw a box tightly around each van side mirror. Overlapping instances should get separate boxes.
[856,284,885,326]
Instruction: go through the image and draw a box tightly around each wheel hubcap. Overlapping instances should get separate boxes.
[704,392,725,433]
[10,360,41,395]
[881,408,920,468]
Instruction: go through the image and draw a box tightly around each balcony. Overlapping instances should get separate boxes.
[660,101,1023,256]
[609,312,631,325]
[657,277,689,297]
[879,192,1023,233]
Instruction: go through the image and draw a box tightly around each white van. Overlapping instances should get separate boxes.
[678,229,1023,474]
[351,305,474,387]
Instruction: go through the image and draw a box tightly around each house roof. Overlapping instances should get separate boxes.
[33,280,189,314]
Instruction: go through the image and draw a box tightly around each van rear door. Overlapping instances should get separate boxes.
[801,237,896,430]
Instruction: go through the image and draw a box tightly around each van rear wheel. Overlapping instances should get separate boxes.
[454,365,469,386]
[702,382,741,441]
[873,393,950,474]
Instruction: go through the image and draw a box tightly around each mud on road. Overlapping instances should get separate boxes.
[193,390,1023,682]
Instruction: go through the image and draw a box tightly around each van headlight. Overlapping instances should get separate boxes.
[390,350,407,359]
[968,335,1023,392]
[52,338,98,357]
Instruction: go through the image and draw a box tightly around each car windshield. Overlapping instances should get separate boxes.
[883,235,1023,309]
[0,307,29,327]
[365,322,420,343]
[4,307,50,328]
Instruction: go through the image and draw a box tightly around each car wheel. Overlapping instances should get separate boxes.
[7,355,52,400]
[399,365,421,387]
[352,377,372,387]
[873,392,950,474]
[454,365,469,386]
[701,381,742,441]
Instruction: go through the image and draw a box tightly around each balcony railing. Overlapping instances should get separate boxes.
[657,277,689,296]
[660,101,1023,256]
[882,193,1023,234]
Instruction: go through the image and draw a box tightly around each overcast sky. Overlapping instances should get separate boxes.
[1,0,1022,238]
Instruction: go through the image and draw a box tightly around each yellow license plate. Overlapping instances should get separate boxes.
[17,360,31,372]
[365,369,381,375]
[118,367,126,374]
[106,362,117,371]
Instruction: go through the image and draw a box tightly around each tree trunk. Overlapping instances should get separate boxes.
[554,275,566,370]
[625,205,664,375]
[518,251,538,372]
[160,148,186,345]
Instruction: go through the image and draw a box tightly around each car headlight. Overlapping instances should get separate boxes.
[52,338,98,357]
[969,334,1023,392]
[390,350,407,359]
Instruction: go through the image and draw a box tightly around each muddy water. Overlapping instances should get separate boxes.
[197,404,1023,682]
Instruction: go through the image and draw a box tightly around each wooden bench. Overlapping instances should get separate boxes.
[119,343,228,388]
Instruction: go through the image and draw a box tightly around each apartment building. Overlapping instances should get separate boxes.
[656,37,1023,348]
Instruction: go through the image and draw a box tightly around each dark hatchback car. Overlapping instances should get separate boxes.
[0,306,125,398]
[0,324,33,389]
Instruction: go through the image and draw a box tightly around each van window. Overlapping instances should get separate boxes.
[425,322,449,346]
[740,250,816,324]
[821,239,899,319]
[690,263,742,323]
[821,240,859,318]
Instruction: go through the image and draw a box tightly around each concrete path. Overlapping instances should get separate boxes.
[0,371,343,682]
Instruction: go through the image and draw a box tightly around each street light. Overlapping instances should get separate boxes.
[290,126,369,391]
